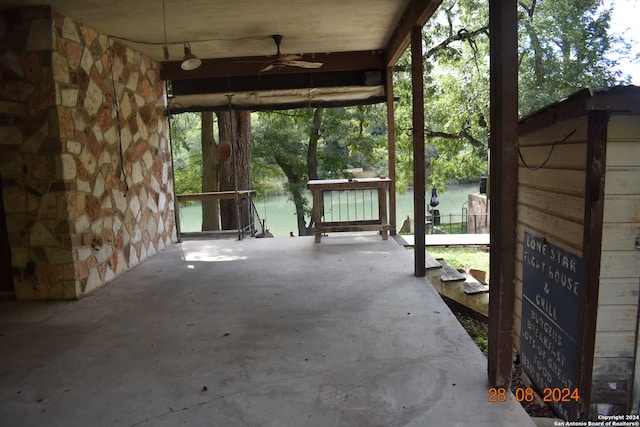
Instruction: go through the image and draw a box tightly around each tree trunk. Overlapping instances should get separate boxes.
[275,157,312,237]
[201,112,220,231]
[520,2,545,86]
[291,185,310,236]
[307,107,323,180]
[217,110,251,231]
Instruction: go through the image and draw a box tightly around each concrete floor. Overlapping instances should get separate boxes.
[0,234,535,427]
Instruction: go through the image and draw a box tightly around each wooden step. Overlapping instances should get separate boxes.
[425,251,443,270]
[437,258,466,282]
[463,273,489,295]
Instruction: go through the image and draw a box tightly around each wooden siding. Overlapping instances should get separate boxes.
[515,118,587,353]
[592,113,640,412]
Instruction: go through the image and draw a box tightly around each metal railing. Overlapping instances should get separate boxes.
[176,190,264,239]
[322,188,380,222]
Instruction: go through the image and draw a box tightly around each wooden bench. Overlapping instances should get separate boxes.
[307,178,391,243]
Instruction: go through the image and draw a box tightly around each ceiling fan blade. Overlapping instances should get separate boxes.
[260,64,274,73]
[287,60,323,69]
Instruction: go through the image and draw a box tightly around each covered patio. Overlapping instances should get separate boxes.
[0,0,526,421]
[0,235,534,426]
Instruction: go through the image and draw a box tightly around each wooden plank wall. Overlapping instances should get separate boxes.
[515,115,588,352]
[591,114,640,413]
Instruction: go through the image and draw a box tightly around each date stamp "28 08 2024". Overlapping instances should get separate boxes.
[488,388,639,426]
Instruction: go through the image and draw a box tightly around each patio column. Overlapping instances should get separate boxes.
[411,25,426,277]
[386,66,397,236]
[488,0,519,387]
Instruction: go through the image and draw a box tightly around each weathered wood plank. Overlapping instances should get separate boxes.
[598,278,640,305]
[517,206,584,249]
[607,115,640,142]
[437,258,466,282]
[519,115,588,146]
[177,190,255,201]
[592,357,634,406]
[425,251,442,270]
[518,167,585,196]
[400,234,490,247]
[602,223,640,251]
[594,331,637,358]
[595,305,638,332]
[592,357,634,381]
[488,0,520,387]
[604,168,640,195]
[516,225,583,255]
[513,310,522,336]
[463,273,489,294]
[316,224,389,233]
[606,141,640,166]
[591,380,632,405]
[603,195,640,223]
[600,251,640,278]
[514,278,523,301]
[517,143,587,170]
[518,186,585,223]
[439,285,489,317]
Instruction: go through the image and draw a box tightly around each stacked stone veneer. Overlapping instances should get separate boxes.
[0,7,176,299]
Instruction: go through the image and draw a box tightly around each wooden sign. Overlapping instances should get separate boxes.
[521,232,583,420]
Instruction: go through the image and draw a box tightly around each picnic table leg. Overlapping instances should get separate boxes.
[378,186,388,240]
[312,189,322,243]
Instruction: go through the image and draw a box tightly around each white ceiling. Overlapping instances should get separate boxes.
[0,0,412,63]
[1,0,442,109]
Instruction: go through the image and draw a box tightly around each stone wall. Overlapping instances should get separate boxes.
[0,7,176,299]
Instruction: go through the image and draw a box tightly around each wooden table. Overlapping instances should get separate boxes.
[307,178,391,243]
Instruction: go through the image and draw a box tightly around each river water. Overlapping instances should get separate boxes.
[178,183,479,238]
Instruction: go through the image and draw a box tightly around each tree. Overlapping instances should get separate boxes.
[201,112,220,231]
[392,0,626,191]
[170,112,202,196]
[169,110,251,232]
[217,110,252,231]
[517,0,624,113]
[252,106,387,236]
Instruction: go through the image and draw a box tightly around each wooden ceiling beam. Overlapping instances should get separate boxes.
[170,69,386,96]
[161,50,386,81]
[385,0,443,66]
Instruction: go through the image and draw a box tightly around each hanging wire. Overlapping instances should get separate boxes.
[516,128,577,171]
[162,0,169,59]
[226,94,242,240]
[107,37,129,194]
[166,101,182,242]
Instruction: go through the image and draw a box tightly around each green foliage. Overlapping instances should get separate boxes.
[455,313,488,354]
[252,109,315,223]
[168,0,628,234]
[518,0,623,115]
[170,112,203,195]
[427,247,490,276]
[252,106,387,231]
[393,0,626,191]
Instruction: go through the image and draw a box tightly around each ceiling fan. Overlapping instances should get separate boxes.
[260,35,323,72]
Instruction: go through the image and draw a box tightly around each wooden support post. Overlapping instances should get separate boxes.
[411,25,426,277]
[576,110,609,418]
[312,188,323,243]
[488,0,518,388]
[386,66,397,236]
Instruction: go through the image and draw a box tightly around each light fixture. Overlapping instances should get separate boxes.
[181,42,201,71]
